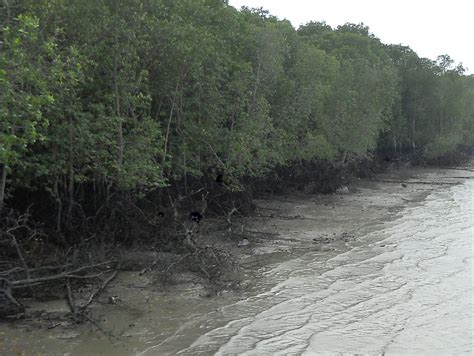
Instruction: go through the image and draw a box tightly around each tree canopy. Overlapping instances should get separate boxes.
[1,0,473,215]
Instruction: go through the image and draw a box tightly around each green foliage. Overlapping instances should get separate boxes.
[423,133,462,160]
[300,133,337,161]
[0,14,53,166]
[1,0,473,215]
[382,45,473,158]
[299,22,399,159]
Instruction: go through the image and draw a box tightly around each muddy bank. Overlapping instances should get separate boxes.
[0,165,473,355]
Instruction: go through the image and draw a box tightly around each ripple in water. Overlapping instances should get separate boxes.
[179,180,474,355]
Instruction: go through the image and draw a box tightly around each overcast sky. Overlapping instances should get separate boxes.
[228,0,473,74]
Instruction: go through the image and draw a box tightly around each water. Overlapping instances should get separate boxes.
[167,179,474,355]
[1,172,473,355]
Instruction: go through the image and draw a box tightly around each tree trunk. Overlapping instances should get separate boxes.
[183,147,188,196]
[161,76,181,173]
[248,57,262,116]
[3,0,11,22]
[114,54,124,171]
[67,116,74,225]
[0,163,7,213]
[54,178,62,232]
[439,106,443,135]
[340,150,348,165]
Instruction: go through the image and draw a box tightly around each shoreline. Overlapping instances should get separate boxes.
[1,165,473,354]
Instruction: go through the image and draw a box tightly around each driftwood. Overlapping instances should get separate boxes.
[79,268,118,310]
[0,277,23,314]
[139,259,160,276]
[165,253,192,273]
[10,261,115,288]
[255,213,317,221]
[374,179,460,186]
[226,207,239,226]
[60,267,121,343]
[66,279,76,314]
[0,261,117,318]
[439,167,474,172]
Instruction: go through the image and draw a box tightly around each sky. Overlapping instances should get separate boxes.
[228,0,473,74]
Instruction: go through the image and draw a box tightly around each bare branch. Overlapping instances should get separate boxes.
[79,269,118,310]
[10,261,115,287]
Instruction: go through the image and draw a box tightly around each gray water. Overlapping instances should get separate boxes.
[1,175,472,355]
[147,179,474,355]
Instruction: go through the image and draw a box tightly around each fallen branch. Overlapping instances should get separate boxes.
[207,247,221,267]
[79,269,118,311]
[165,253,191,273]
[76,313,122,344]
[139,258,160,276]
[66,278,76,314]
[439,167,474,172]
[374,179,459,186]
[11,261,115,288]
[407,181,459,185]
[0,277,24,313]
[197,264,211,279]
[47,322,62,330]
[226,207,239,226]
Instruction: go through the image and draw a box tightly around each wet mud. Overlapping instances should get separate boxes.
[1,165,473,355]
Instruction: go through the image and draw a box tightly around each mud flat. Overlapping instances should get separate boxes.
[1,164,473,355]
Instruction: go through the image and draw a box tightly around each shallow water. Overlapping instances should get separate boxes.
[155,178,474,355]
[1,172,473,355]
